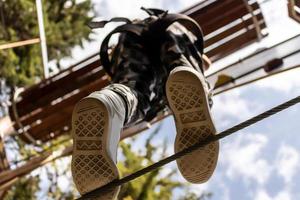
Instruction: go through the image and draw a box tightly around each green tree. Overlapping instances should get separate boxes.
[4,125,211,200]
[117,125,211,200]
[0,0,94,87]
[0,2,212,199]
[4,176,40,200]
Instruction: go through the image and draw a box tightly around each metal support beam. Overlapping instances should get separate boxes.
[36,0,49,78]
[208,34,300,91]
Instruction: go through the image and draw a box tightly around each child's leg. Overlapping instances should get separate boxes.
[71,33,156,199]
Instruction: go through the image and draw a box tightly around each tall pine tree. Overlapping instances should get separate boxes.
[0,0,94,87]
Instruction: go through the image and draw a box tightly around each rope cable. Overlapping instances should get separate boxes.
[213,48,300,90]
[77,95,300,199]
[11,88,38,145]
[214,64,300,95]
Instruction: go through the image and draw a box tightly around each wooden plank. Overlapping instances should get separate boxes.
[14,61,103,117]
[190,0,243,24]
[17,68,106,119]
[32,78,110,142]
[19,59,101,103]
[200,2,260,35]
[206,28,258,61]
[26,78,110,141]
[288,0,300,23]
[27,106,73,141]
[0,151,52,185]
[205,13,265,47]
[0,136,9,172]
[0,38,40,50]
[20,53,98,97]
[0,177,19,192]
[9,62,100,121]
[20,126,65,143]
[207,34,300,85]
[21,76,110,127]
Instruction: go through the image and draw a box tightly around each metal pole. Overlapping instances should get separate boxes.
[35,0,49,78]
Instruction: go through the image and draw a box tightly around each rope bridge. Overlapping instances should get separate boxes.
[77,95,300,199]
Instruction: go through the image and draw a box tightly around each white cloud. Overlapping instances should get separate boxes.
[254,189,291,200]
[250,144,299,200]
[255,189,272,200]
[254,68,300,94]
[255,189,292,200]
[92,0,164,19]
[213,90,250,117]
[275,145,300,184]
[188,182,211,196]
[221,133,272,185]
[92,0,202,18]
[212,90,262,129]
[275,191,292,200]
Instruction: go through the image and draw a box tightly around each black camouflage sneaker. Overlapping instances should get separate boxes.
[162,23,219,183]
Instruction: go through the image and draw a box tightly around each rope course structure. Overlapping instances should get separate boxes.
[6,0,267,144]
[7,62,300,167]
[2,63,298,196]
[1,0,300,198]
[214,64,300,95]
[11,88,39,145]
[77,95,300,199]
[288,0,300,23]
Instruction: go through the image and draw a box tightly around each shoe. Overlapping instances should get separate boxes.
[162,24,219,183]
[71,84,137,199]
[72,16,154,198]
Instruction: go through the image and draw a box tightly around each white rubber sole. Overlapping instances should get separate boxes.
[71,98,120,199]
[166,67,219,183]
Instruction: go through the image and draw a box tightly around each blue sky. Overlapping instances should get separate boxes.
[131,69,300,200]
[41,0,300,199]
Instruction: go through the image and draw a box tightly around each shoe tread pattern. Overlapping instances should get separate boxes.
[71,98,120,198]
[166,70,219,183]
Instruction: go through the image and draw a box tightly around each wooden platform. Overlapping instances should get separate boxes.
[9,55,109,142]
[208,34,300,94]
[288,0,300,23]
[9,0,267,143]
[182,0,267,61]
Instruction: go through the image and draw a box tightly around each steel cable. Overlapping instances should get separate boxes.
[78,95,300,199]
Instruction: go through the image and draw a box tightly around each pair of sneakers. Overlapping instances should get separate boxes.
[71,11,219,199]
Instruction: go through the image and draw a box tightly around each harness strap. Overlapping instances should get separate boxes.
[89,9,205,77]
[87,17,131,29]
[99,24,144,76]
[141,7,167,16]
[147,13,204,54]
[88,9,206,121]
